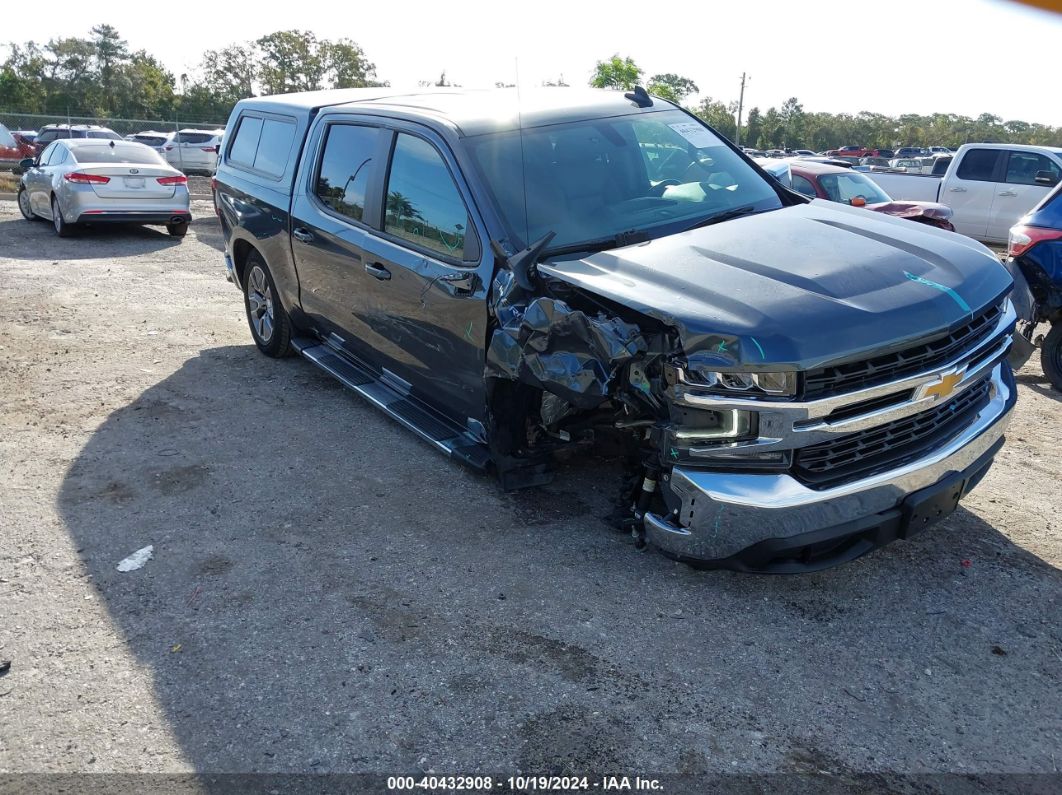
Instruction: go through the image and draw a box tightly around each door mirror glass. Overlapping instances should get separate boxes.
[19,157,34,170]
[1034,169,1060,187]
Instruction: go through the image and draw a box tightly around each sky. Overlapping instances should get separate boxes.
[7,0,1062,125]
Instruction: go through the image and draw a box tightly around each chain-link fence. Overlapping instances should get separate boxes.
[0,111,228,137]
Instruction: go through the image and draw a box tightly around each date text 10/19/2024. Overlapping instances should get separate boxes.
[387,776,664,791]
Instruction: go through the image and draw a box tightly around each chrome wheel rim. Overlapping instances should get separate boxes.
[18,190,31,218]
[247,265,274,343]
[52,200,62,232]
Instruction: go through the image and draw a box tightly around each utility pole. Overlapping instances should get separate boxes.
[735,72,749,147]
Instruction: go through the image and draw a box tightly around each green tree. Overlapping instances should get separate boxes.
[690,97,735,141]
[589,55,642,90]
[779,97,804,147]
[647,73,698,103]
[742,107,762,148]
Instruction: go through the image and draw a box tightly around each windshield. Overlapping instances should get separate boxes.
[818,171,891,205]
[466,109,782,251]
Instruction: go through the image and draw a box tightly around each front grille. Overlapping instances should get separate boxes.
[804,303,1002,399]
[793,376,992,489]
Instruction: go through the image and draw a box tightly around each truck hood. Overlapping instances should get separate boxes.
[538,201,1012,369]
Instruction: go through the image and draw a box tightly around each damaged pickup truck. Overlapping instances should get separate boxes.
[214,87,1017,573]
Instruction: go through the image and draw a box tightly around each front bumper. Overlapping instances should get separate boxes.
[644,361,1016,571]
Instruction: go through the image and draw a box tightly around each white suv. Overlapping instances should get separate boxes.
[164,128,224,174]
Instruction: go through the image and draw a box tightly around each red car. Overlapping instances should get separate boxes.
[788,160,955,231]
[0,123,35,169]
[825,145,871,158]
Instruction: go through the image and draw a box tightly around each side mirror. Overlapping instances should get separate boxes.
[1034,170,1059,187]
[850,196,867,207]
[19,157,34,170]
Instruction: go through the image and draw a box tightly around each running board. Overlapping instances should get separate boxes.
[291,337,491,472]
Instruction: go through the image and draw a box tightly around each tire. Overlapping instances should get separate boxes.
[1041,323,1062,393]
[17,188,39,221]
[166,221,188,237]
[51,196,74,238]
[243,252,292,357]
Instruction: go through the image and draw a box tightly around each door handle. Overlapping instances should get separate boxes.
[365,262,391,280]
[949,187,967,193]
[998,190,1017,197]
[292,227,314,243]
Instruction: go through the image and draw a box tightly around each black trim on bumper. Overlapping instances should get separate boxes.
[660,436,1005,575]
[75,212,192,225]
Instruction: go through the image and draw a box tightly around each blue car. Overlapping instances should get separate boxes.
[1008,181,1062,390]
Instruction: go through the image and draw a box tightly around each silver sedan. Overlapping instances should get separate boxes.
[17,139,192,238]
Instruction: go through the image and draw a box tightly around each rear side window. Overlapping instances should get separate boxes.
[792,174,816,197]
[1004,151,1060,186]
[956,149,1002,182]
[229,117,263,168]
[384,133,470,261]
[87,130,121,140]
[252,119,295,178]
[315,124,379,223]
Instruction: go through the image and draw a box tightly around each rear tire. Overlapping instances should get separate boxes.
[1041,323,1062,393]
[18,188,39,221]
[51,196,74,237]
[243,252,292,358]
[166,221,188,237]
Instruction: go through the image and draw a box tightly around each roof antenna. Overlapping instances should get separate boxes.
[624,85,653,108]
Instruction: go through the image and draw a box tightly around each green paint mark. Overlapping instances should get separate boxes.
[715,340,728,353]
[465,321,474,341]
[750,337,766,360]
[670,447,679,459]
[904,271,971,314]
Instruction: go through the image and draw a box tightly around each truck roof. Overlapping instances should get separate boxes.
[236,87,674,137]
[957,142,1062,157]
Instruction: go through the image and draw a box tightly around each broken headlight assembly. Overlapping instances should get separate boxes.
[682,366,797,397]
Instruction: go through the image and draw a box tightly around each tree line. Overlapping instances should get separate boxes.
[2,28,1059,148]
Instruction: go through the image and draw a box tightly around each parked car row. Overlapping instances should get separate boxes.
[2,122,224,174]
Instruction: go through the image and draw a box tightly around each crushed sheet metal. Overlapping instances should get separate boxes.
[486,296,648,408]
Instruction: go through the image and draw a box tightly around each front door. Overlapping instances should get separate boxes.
[985,150,1061,243]
[356,130,491,424]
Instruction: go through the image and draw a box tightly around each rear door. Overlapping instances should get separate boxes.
[986,150,1062,243]
[356,128,490,423]
[942,148,1004,240]
[27,142,59,213]
[289,118,388,351]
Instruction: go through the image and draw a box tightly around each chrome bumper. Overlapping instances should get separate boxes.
[645,361,1015,564]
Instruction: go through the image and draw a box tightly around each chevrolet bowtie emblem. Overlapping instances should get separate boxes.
[920,369,965,402]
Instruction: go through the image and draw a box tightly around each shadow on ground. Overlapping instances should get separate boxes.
[0,215,215,260]
[56,346,1062,786]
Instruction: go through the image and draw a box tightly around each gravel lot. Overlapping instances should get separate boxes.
[1,202,1060,790]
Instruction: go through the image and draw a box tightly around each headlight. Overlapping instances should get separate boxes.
[684,366,797,397]
[672,409,756,440]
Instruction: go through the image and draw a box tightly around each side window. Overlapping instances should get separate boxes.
[252,118,296,178]
[228,116,263,168]
[955,149,1001,182]
[1005,152,1060,186]
[384,133,470,261]
[315,124,379,223]
[39,142,57,165]
[52,146,68,165]
[792,174,816,197]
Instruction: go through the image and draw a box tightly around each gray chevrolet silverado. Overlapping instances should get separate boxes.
[214,87,1016,573]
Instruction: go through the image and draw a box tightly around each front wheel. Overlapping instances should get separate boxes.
[1041,323,1062,392]
[18,188,39,221]
[243,252,292,357]
[51,196,74,237]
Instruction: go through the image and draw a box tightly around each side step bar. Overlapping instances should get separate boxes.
[290,337,491,472]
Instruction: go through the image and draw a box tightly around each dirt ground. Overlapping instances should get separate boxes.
[1,201,1060,791]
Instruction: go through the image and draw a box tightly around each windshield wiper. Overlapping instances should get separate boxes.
[679,205,766,233]
[543,229,651,259]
